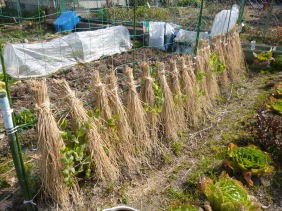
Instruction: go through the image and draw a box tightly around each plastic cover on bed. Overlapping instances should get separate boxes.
[0,26,132,79]
[210,4,239,37]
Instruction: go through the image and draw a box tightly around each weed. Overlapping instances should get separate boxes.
[15,108,36,130]
[163,153,173,165]
[172,142,182,157]
[121,194,129,204]
[166,187,185,201]
[103,182,115,196]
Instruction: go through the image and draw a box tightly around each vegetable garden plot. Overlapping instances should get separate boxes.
[1,26,248,209]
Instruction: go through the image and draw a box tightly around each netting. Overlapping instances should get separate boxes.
[0,1,254,208]
[0,0,245,79]
[240,0,281,46]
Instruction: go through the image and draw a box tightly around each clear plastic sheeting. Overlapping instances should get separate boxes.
[174,30,209,43]
[210,4,239,37]
[0,26,132,79]
[147,22,180,51]
[174,30,209,54]
[148,22,166,51]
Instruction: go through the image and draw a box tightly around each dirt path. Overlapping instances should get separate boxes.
[87,71,282,210]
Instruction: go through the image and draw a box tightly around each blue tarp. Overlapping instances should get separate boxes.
[54,11,80,33]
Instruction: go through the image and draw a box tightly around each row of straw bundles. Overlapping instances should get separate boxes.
[30,26,246,208]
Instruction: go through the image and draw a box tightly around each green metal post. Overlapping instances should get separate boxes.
[263,0,274,41]
[237,0,246,24]
[16,0,22,22]
[0,47,36,210]
[173,0,177,24]
[194,0,204,55]
[133,0,137,72]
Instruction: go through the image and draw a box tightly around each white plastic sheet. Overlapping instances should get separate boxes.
[174,30,209,43]
[148,22,166,51]
[210,4,239,37]
[148,22,180,51]
[174,30,209,54]
[0,26,132,79]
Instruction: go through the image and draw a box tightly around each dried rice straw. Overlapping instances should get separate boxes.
[222,30,239,82]
[92,70,121,165]
[195,40,213,115]
[169,60,186,131]
[31,79,74,208]
[157,62,178,140]
[140,62,163,153]
[201,40,220,102]
[230,26,246,77]
[125,66,152,156]
[178,56,201,127]
[106,70,138,170]
[211,35,230,93]
[54,79,119,181]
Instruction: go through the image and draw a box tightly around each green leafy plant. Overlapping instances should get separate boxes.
[256,51,273,62]
[209,52,225,75]
[200,172,261,211]
[172,141,182,157]
[225,143,274,186]
[15,109,36,130]
[196,71,206,83]
[60,119,92,187]
[169,204,199,211]
[267,82,282,115]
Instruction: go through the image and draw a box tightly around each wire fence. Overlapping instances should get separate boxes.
[0,0,246,132]
[0,1,261,208]
[240,0,282,46]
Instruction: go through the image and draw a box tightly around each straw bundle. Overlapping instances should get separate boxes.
[54,79,119,181]
[178,56,201,127]
[211,35,229,92]
[169,60,186,131]
[140,62,160,144]
[92,70,121,164]
[195,40,213,115]
[202,40,220,102]
[222,30,240,82]
[230,26,246,76]
[106,70,138,170]
[92,70,113,121]
[185,55,198,87]
[126,66,152,156]
[198,40,220,102]
[31,79,71,208]
[157,62,178,140]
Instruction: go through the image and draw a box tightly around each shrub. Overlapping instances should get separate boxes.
[272,55,282,70]
[177,0,201,7]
